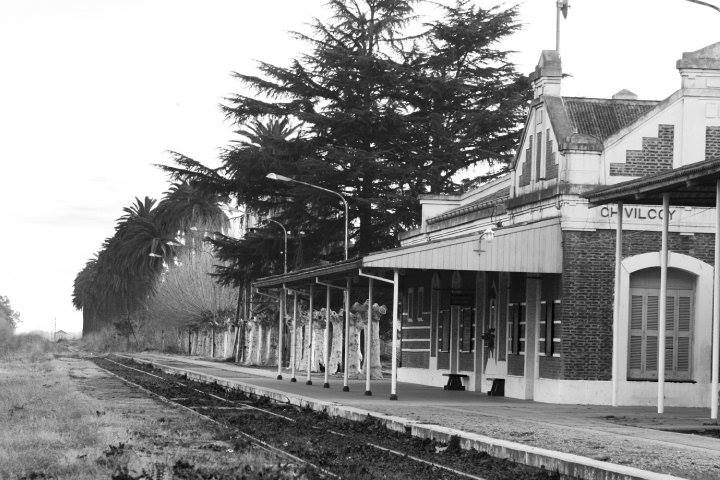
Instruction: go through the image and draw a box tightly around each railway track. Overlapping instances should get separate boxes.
[92,355,562,480]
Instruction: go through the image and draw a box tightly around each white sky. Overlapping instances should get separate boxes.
[1,0,718,334]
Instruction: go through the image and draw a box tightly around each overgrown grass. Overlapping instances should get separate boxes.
[0,344,310,479]
[0,331,60,362]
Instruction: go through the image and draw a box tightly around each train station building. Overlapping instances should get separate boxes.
[254,42,720,411]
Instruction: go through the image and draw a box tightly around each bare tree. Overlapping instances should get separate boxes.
[147,246,239,342]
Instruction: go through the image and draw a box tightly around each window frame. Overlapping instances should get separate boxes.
[627,288,693,381]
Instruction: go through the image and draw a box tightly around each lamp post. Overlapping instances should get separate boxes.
[266,173,349,261]
[262,218,289,380]
[264,219,288,274]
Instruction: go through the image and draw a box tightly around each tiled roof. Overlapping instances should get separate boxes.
[426,186,509,227]
[562,97,659,143]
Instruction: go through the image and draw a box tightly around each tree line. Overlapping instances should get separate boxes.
[73,0,530,342]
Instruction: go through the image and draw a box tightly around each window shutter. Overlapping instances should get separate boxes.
[630,295,643,330]
[629,335,643,371]
[628,295,644,376]
[646,335,658,373]
[539,301,547,355]
[507,304,516,354]
[512,305,520,354]
[678,296,691,332]
[665,295,675,332]
[437,309,444,352]
[459,308,465,351]
[417,287,424,322]
[552,300,561,355]
[677,337,690,372]
[665,295,676,372]
[408,289,414,322]
[518,303,526,354]
[646,296,659,331]
[677,295,692,374]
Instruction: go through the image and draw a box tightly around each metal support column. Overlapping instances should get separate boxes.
[324,286,331,388]
[658,193,670,414]
[612,201,623,407]
[291,291,298,382]
[343,278,351,392]
[713,179,720,419]
[277,287,285,380]
[390,269,399,401]
[306,284,314,385]
[365,278,373,396]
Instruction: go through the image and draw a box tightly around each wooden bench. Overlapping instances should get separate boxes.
[442,373,469,391]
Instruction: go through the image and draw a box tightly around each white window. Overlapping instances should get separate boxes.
[539,300,561,357]
[507,302,526,355]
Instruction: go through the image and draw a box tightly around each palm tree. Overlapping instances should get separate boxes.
[74,185,232,337]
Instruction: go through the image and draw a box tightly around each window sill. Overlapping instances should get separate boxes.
[626,378,696,384]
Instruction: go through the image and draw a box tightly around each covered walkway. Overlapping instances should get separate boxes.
[586,159,720,417]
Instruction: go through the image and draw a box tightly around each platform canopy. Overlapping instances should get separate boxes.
[362,219,562,274]
[585,159,720,207]
[252,258,362,290]
[584,158,720,419]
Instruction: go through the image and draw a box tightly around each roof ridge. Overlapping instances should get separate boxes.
[562,96,660,104]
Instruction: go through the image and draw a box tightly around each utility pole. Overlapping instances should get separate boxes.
[556,1,569,54]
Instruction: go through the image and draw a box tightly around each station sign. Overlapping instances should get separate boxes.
[599,205,676,221]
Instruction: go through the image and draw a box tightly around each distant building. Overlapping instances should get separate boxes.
[54,330,73,342]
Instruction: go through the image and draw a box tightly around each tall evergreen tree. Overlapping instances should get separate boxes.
[161,0,529,284]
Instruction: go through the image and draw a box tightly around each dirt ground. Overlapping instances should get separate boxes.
[0,349,315,480]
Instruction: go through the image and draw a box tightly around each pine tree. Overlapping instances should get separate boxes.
[161,0,529,285]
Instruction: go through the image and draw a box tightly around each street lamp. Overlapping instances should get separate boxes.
[266,173,349,261]
[265,219,288,274]
[684,0,720,14]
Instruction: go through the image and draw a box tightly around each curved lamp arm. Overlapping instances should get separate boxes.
[266,173,349,260]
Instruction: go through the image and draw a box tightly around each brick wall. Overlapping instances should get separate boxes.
[561,229,714,380]
[539,356,562,378]
[535,131,543,181]
[508,354,525,376]
[609,125,674,177]
[707,126,720,161]
[545,129,558,180]
[518,135,533,187]
[402,351,430,368]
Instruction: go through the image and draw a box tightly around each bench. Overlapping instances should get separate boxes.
[442,373,469,391]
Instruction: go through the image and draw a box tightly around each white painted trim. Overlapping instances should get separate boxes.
[616,251,714,406]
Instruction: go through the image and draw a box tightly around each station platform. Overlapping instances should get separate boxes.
[128,352,720,480]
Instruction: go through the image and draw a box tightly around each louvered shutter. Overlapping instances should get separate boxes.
[665,295,675,372]
[539,301,547,355]
[507,304,518,354]
[676,294,692,377]
[628,295,644,377]
[518,303,526,354]
[645,295,659,378]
